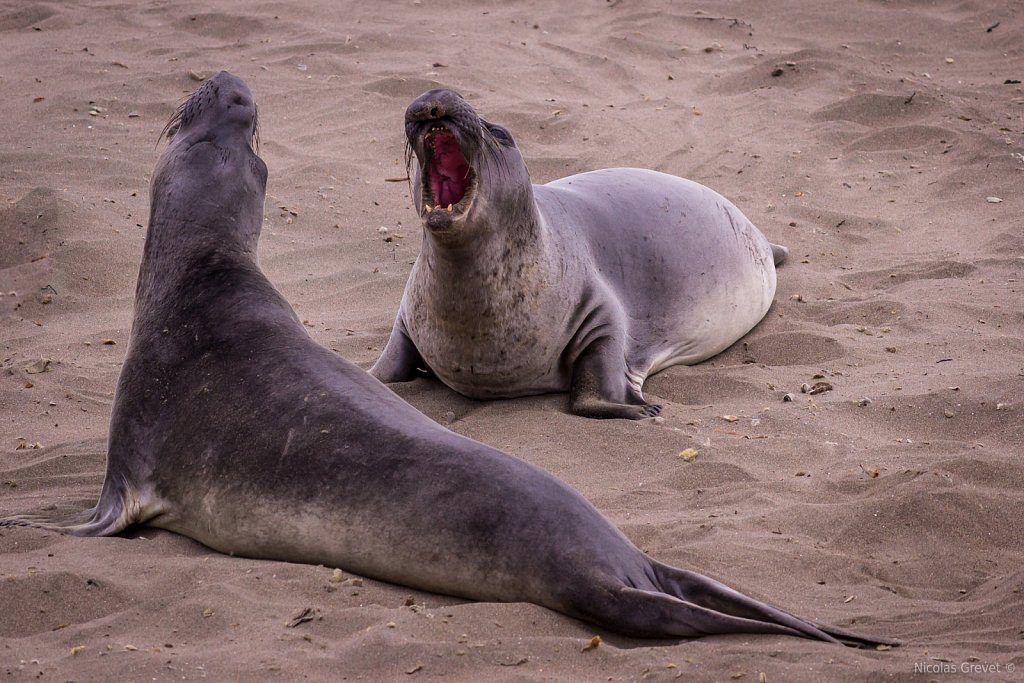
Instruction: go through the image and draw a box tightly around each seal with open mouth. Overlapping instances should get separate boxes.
[371,88,789,419]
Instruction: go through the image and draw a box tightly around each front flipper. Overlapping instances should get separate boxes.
[569,336,661,420]
[369,317,428,383]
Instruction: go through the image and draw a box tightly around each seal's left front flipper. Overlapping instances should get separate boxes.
[370,318,428,383]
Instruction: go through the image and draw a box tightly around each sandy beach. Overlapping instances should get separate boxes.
[2,1,1023,680]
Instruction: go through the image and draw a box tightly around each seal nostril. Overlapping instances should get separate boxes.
[429,105,440,118]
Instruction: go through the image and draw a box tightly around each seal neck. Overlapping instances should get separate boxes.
[134,148,265,312]
[421,184,546,262]
[415,198,558,320]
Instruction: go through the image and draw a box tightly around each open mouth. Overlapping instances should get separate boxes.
[421,126,476,219]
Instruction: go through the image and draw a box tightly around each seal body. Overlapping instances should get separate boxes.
[371,89,787,419]
[0,73,887,647]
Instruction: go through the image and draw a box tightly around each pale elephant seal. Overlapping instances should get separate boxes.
[0,73,888,647]
[370,89,789,419]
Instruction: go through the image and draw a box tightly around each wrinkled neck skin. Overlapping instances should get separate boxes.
[135,129,267,314]
[413,145,553,292]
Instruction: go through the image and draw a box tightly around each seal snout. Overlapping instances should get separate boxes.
[164,71,260,149]
[405,88,469,126]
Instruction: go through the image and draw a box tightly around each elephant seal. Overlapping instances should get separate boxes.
[0,72,888,647]
[370,88,788,419]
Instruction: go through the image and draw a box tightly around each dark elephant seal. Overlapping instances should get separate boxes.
[0,72,888,647]
[370,88,789,419]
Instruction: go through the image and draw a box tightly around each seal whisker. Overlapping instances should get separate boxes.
[404,140,417,203]
[159,99,187,145]
[251,104,261,152]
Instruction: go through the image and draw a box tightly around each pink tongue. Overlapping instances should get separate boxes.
[429,134,469,206]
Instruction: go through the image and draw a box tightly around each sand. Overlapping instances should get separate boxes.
[2,0,1023,681]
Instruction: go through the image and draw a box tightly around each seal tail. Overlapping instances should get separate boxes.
[0,476,134,537]
[643,561,895,647]
[770,243,789,266]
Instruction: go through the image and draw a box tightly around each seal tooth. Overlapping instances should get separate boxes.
[447,204,453,212]
[424,204,433,214]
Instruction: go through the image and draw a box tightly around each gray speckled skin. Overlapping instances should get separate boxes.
[371,89,788,419]
[0,74,887,646]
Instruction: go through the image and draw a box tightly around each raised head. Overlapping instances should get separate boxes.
[405,88,531,243]
[162,70,261,151]
[148,71,267,255]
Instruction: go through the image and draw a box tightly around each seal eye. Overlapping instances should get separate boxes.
[488,125,514,146]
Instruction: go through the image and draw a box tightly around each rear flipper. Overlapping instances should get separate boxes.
[647,561,895,647]
[0,478,132,537]
[771,243,789,266]
[603,585,833,641]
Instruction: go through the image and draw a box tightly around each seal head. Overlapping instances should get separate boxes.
[406,88,531,245]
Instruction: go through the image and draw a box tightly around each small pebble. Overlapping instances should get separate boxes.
[807,381,833,395]
[678,448,698,462]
